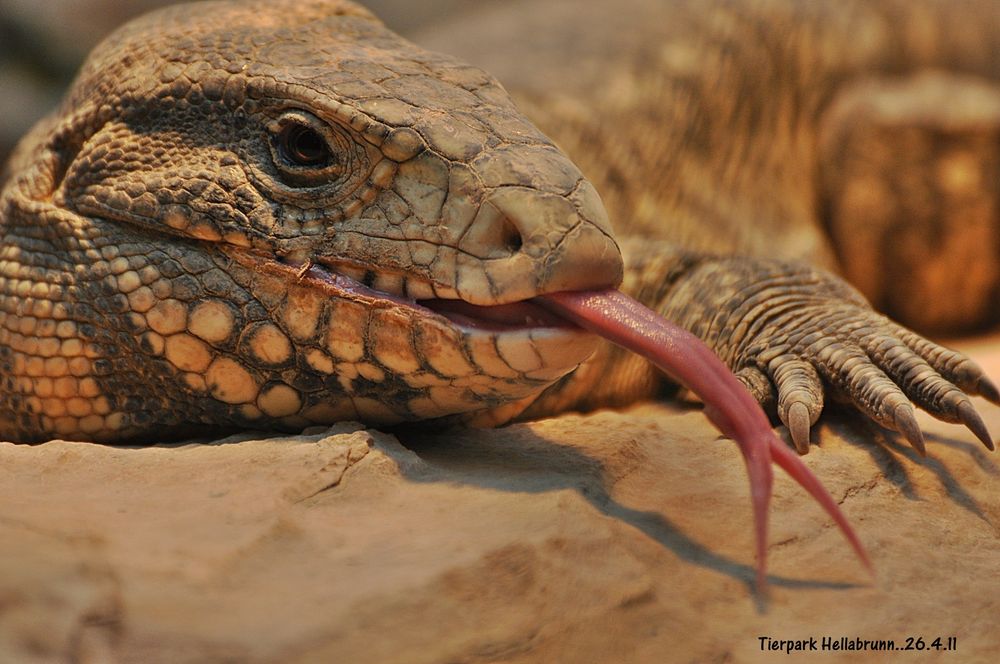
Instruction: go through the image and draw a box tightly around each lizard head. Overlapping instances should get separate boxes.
[3,0,622,439]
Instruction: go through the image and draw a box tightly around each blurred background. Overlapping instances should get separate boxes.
[0,0,487,165]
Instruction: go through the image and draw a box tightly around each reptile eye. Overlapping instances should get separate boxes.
[278,124,331,167]
[267,110,351,188]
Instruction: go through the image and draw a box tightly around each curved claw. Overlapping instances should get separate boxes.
[787,402,812,455]
[977,376,1000,405]
[957,400,995,451]
[536,289,870,592]
[893,403,926,456]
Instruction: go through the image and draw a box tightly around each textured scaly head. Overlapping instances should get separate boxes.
[0,0,622,441]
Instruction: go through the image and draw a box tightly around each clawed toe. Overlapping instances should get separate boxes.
[891,402,926,456]
[975,376,1000,404]
[771,356,823,454]
[785,401,812,454]
[956,400,995,451]
[751,320,997,455]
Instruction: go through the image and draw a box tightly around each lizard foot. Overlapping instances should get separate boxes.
[674,259,1000,456]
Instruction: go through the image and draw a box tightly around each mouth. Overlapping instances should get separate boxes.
[415,298,575,331]
[239,249,579,334]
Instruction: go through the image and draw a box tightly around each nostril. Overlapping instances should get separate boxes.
[500,216,523,254]
[461,199,528,259]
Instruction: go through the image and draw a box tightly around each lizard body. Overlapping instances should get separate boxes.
[0,0,996,457]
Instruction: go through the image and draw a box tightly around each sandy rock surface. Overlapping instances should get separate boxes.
[2,338,1000,664]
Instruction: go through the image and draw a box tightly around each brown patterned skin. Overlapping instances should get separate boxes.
[0,0,996,449]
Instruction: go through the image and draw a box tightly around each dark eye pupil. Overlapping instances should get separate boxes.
[280,124,330,166]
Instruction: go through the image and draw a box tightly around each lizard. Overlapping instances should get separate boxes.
[0,0,997,578]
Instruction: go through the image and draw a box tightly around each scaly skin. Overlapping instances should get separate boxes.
[0,0,996,460]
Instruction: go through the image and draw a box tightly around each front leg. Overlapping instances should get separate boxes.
[524,237,999,455]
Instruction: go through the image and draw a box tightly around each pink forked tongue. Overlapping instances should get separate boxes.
[534,289,872,592]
